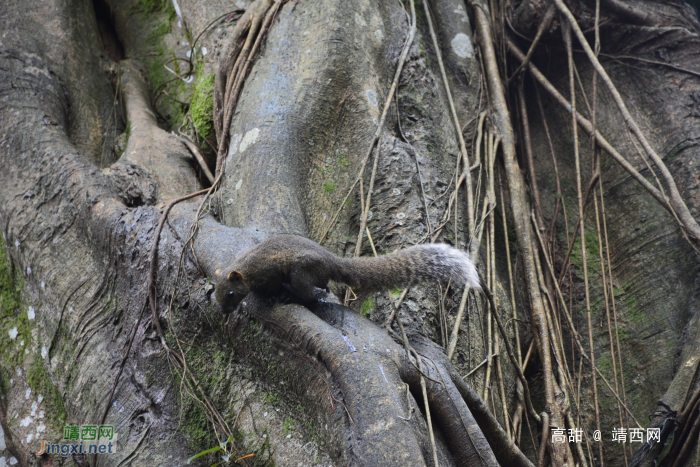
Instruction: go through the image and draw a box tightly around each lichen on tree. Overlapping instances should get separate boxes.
[1,0,700,466]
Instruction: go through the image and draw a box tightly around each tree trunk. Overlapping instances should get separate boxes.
[1,0,699,466]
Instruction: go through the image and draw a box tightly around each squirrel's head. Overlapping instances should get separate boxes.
[215,270,250,314]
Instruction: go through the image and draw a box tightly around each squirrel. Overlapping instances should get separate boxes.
[214,234,480,314]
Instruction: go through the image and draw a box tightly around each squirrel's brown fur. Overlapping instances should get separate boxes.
[215,235,480,314]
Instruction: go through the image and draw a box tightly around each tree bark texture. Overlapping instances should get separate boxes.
[1,0,700,466]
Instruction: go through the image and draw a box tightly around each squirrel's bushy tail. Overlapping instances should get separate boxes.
[335,244,480,292]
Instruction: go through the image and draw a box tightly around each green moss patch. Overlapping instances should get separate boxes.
[282,418,296,436]
[322,180,337,194]
[190,72,215,143]
[136,0,176,17]
[0,235,31,368]
[27,356,67,423]
[181,396,211,450]
[360,299,375,317]
[263,392,280,406]
[135,0,188,130]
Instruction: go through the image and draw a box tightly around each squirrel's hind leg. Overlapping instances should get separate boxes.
[288,269,318,303]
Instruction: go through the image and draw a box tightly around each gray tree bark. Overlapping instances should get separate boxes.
[1,0,699,466]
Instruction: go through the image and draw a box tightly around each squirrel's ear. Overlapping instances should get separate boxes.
[215,269,221,278]
[228,271,243,282]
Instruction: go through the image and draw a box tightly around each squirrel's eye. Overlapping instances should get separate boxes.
[229,291,234,296]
